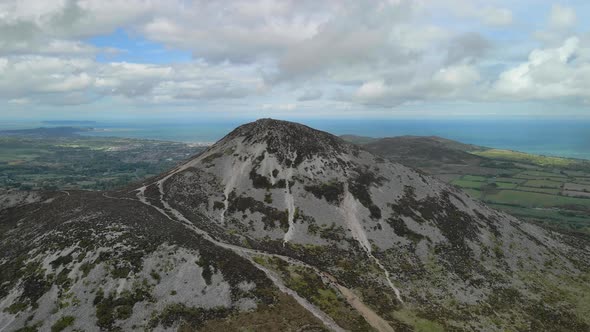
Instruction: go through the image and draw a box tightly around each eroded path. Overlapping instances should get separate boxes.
[134,185,346,331]
[128,181,396,332]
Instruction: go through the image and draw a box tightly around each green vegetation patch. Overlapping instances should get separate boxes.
[4,301,29,314]
[490,182,518,189]
[488,203,590,233]
[522,170,567,178]
[463,188,483,199]
[393,308,444,332]
[386,217,425,244]
[490,177,527,184]
[201,152,223,164]
[461,175,488,182]
[515,272,590,330]
[94,280,153,329]
[51,316,75,332]
[197,292,327,331]
[227,192,289,230]
[348,168,386,219]
[522,179,563,188]
[484,190,590,209]
[517,187,561,195]
[472,149,576,167]
[149,303,232,330]
[451,179,485,189]
[255,256,372,331]
[304,180,345,205]
[0,136,203,191]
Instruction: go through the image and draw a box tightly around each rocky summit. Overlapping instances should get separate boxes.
[1,119,589,332]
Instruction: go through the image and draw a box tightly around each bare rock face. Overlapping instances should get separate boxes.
[1,119,589,332]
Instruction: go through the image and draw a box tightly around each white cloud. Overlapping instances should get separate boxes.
[353,64,481,106]
[433,64,481,87]
[8,98,29,104]
[481,7,513,26]
[356,80,387,100]
[139,1,323,63]
[297,89,323,101]
[261,103,296,110]
[493,37,590,100]
[0,0,157,55]
[0,56,94,97]
[549,4,576,30]
[424,1,513,27]
[0,0,587,115]
[0,54,264,105]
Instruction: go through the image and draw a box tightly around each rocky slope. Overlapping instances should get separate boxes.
[1,119,589,332]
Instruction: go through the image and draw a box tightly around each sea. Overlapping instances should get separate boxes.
[1,118,590,160]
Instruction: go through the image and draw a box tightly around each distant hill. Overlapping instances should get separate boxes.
[342,135,486,169]
[42,120,97,125]
[338,134,379,145]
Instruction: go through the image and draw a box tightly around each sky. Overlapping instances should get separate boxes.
[0,0,589,121]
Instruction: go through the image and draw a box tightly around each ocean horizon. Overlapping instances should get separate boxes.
[2,118,590,160]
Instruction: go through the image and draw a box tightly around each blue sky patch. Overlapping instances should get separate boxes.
[89,29,192,64]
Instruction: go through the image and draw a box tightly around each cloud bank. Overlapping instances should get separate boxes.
[0,0,588,117]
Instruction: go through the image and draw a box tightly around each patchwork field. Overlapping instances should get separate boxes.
[450,164,590,234]
[0,136,205,191]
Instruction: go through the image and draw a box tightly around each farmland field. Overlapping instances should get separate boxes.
[447,155,590,234]
[0,135,205,191]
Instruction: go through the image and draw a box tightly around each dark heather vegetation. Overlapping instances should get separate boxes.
[227,191,290,230]
[0,189,322,331]
[343,134,590,234]
[348,167,386,219]
[254,256,374,331]
[304,180,345,204]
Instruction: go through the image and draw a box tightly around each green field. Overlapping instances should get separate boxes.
[491,182,518,189]
[518,187,561,195]
[461,175,488,182]
[490,177,527,184]
[484,190,590,208]
[448,154,590,234]
[471,149,577,167]
[0,136,204,191]
[487,204,590,233]
[522,179,563,188]
[450,179,485,189]
[522,170,566,178]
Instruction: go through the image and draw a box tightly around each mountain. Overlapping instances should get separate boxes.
[1,119,589,332]
[342,134,590,234]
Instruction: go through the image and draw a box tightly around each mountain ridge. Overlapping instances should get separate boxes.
[1,119,589,331]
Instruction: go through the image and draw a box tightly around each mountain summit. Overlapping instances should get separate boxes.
[213,118,356,167]
[1,119,589,331]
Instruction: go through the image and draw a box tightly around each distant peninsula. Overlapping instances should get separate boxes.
[42,120,97,125]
